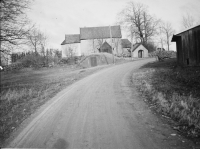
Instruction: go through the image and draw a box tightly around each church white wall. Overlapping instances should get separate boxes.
[61,43,81,57]
[80,38,122,56]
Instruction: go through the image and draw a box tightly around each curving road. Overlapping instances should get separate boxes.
[7,58,193,149]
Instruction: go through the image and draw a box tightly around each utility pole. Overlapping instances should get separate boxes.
[109,26,115,64]
[130,31,133,60]
[93,39,95,53]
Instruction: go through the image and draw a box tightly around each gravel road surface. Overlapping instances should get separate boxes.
[7,58,194,149]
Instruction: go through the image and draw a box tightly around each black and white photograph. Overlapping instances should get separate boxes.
[0,0,200,148]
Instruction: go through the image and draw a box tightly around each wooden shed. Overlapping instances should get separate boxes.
[100,41,112,54]
[171,25,200,66]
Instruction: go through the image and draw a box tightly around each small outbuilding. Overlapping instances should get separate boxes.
[172,25,200,66]
[132,43,148,58]
[100,41,112,54]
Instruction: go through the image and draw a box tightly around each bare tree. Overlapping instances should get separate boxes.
[40,33,48,65]
[182,13,196,29]
[0,0,32,54]
[159,26,164,50]
[94,30,106,53]
[26,28,48,55]
[95,38,105,52]
[26,28,41,54]
[143,11,159,43]
[40,32,48,56]
[160,22,175,51]
[118,1,159,44]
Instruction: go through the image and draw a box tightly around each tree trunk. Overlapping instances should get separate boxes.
[34,46,37,55]
[167,33,169,51]
[131,32,133,60]
[167,39,169,51]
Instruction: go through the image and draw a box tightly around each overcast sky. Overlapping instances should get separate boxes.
[27,0,200,50]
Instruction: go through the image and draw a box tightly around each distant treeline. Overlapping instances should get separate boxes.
[11,50,62,63]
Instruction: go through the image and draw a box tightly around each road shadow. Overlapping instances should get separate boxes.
[53,138,69,149]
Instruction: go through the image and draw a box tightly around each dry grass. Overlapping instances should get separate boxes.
[0,65,109,145]
[132,58,200,140]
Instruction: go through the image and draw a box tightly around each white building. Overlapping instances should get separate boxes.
[79,26,122,55]
[132,43,148,58]
[121,39,149,58]
[61,26,122,57]
[61,34,81,57]
[61,26,149,58]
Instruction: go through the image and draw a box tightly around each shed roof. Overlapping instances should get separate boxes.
[61,34,80,45]
[132,43,148,52]
[172,24,200,42]
[132,43,141,51]
[80,25,122,40]
[100,41,112,50]
[176,24,200,35]
[121,39,131,48]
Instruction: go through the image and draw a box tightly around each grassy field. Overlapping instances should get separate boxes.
[132,58,200,142]
[0,64,113,145]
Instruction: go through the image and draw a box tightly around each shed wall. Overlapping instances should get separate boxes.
[194,27,200,65]
[177,26,200,66]
[176,37,182,65]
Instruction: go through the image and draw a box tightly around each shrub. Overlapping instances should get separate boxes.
[149,51,177,61]
[3,62,23,71]
[143,42,157,52]
[59,56,79,65]
[20,54,45,68]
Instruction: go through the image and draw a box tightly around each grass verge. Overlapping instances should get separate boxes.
[0,64,112,146]
[132,58,200,142]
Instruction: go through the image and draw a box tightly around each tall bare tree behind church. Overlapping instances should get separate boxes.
[118,2,159,44]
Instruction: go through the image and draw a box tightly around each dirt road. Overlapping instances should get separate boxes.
[7,59,194,149]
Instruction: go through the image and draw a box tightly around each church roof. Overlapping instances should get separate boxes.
[61,34,80,45]
[100,41,112,50]
[121,39,131,48]
[80,25,122,40]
